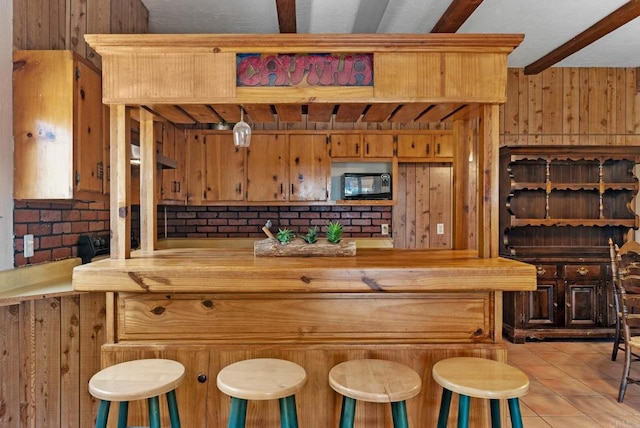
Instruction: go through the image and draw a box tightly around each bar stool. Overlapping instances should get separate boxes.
[432,357,529,428]
[88,358,185,428]
[328,359,422,428]
[216,358,307,428]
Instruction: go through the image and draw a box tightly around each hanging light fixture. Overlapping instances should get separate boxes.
[233,105,251,147]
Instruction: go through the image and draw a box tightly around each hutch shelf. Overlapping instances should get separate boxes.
[500,145,640,343]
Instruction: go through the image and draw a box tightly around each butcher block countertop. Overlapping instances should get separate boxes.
[72,248,536,294]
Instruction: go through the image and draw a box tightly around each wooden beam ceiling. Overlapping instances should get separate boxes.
[431,0,484,33]
[524,0,640,75]
[275,0,296,33]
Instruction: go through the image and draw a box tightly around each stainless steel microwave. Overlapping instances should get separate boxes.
[341,173,392,200]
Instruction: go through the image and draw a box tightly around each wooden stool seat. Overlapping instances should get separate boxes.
[432,357,529,428]
[329,359,422,428]
[89,358,185,428]
[216,358,307,428]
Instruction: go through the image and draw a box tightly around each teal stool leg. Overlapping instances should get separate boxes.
[148,396,161,428]
[339,396,357,428]
[228,397,248,428]
[279,395,299,428]
[391,400,409,428]
[166,389,181,428]
[507,398,524,428]
[437,388,452,428]
[457,395,470,428]
[490,399,501,428]
[95,400,110,428]
[117,401,128,428]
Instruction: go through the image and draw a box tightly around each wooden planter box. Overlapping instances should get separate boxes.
[254,238,356,257]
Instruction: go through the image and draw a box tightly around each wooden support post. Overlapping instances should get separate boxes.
[109,105,132,260]
[139,108,157,253]
[477,104,500,259]
[452,119,472,250]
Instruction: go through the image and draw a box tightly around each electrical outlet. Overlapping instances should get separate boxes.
[24,234,34,258]
[381,224,389,235]
[436,223,445,235]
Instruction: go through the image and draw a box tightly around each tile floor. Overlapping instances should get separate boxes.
[505,338,640,427]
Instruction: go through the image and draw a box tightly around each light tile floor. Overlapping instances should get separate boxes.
[505,338,640,427]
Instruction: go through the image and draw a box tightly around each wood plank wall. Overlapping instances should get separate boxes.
[0,293,106,427]
[501,68,640,146]
[12,0,148,68]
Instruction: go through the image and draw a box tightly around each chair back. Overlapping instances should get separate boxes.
[612,240,640,340]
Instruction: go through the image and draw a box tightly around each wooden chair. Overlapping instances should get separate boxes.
[216,358,307,428]
[89,358,185,428]
[432,357,529,428]
[328,359,422,428]
[611,239,640,402]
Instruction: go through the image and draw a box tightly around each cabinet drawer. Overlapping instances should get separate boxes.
[534,265,557,279]
[563,264,601,279]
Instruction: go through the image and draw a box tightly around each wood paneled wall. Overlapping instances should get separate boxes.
[501,68,640,146]
[12,0,148,67]
[0,293,106,427]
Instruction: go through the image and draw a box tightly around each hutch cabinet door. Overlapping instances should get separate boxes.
[362,133,394,158]
[203,134,246,202]
[246,134,288,201]
[289,134,329,201]
[523,265,558,328]
[563,264,602,328]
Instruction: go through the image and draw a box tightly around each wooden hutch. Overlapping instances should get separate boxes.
[72,34,538,427]
[500,145,640,342]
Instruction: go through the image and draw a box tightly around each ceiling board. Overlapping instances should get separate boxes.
[362,104,397,122]
[307,104,334,122]
[416,103,464,123]
[146,105,195,124]
[275,104,302,122]
[211,105,242,123]
[334,104,367,122]
[389,104,432,123]
[244,104,276,122]
[179,105,222,123]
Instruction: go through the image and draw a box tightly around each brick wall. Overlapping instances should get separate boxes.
[156,205,392,239]
[13,201,110,267]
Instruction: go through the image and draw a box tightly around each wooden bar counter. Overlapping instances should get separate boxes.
[73,247,535,427]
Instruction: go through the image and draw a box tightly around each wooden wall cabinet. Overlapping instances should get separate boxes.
[13,50,106,201]
[500,145,640,342]
[160,123,187,204]
[396,133,453,162]
[329,133,394,159]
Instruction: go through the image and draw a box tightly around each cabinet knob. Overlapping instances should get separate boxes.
[576,267,589,276]
[197,373,207,383]
[536,267,546,276]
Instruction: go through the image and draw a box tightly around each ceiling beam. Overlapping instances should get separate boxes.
[275,0,296,33]
[431,0,484,33]
[524,0,640,75]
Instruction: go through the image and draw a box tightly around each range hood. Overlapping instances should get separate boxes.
[130,144,177,169]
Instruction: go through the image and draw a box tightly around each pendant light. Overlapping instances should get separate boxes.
[233,105,251,147]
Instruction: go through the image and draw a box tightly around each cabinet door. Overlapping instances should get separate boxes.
[523,265,558,327]
[564,264,602,327]
[397,134,433,158]
[362,133,394,158]
[203,134,246,202]
[434,133,454,158]
[161,123,187,203]
[330,134,361,158]
[289,135,329,201]
[247,134,288,201]
[74,59,105,197]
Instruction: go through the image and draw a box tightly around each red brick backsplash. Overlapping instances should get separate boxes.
[13,201,110,267]
[12,202,391,267]
[156,205,392,239]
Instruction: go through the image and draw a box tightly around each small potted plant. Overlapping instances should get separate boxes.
[276,228,295,244]
[302,226,319,244]
[326,221,343,244]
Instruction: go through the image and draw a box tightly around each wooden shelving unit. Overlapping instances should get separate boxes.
[500,145,640,342]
